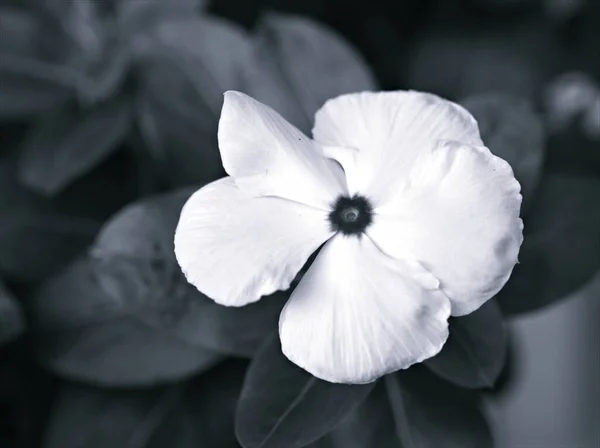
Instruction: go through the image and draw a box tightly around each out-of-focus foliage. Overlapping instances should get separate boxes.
[236,335,375,448]
[43,359,245,448]
[28,189,290,386]
[424,299,506,390]
[462,94,546,209]
[0,151,136,281]
[1,0,599,447]
[497,172,600,315]
[0,280,25,345]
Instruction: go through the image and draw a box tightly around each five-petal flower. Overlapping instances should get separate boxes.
[174,90,523,384]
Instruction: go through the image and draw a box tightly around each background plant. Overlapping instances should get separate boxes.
[1,0,598,447]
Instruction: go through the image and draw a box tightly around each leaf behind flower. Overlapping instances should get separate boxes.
[245,12,377,134]
[43,359,245,448]
[0,280,26,345]
[235,335,375,448]
[461,93,545,210]
[386,366,494,448]
[498,172,600,315]
[425,299,507,389]
[18,96,132,196]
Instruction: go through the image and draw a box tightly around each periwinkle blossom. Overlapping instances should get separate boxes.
[175,90,523,384]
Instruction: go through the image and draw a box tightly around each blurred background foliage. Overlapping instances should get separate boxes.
[0,0,598,447]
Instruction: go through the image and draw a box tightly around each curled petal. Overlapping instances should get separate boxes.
[175,177,333,306]
[312,90,482,201]
[279,235,450,384]
[368,141,523,316]
[218,91,347,210]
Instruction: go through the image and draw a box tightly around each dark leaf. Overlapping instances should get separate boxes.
[0,349,58,448]
[40,0,106,63]
[386,366,494,448]
[117,0,206,33]
[174,292,284,358]
[135,16,250,186]
[407,19,556,101]
[18,96,131,195]
[34,315,221,387]
[0,155,102,281]
[0,55,75,121]
[498,172,600,315]
[38,0,130,105]
[27,257,137,330]
[246,12,377,133]
[43,359,245,448]
[325,382,400,448]
[235,335,375,448]
[461,93,545,209]
[0,7,79,119]
[425,299,507,389]
[89,189,284,356]
[28,188,282,361]
[0,280,26,345]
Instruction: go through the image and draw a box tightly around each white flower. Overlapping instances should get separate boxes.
[174,90,523,384]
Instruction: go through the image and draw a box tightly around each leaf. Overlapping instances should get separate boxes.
[117,0,207,33]
[34,315,221,387]
[135,16,251,186]
[0,349,58,448]
[40,0,106,61]
[245,12,377,133]
[425,299,507,389]
[0,280,26,345]
[325,382,400,448]
[18,96,131,195]
[29,188,283,359]
[0,7,80,119]
[461,93,545,209]
[43,359,246,448]
[235,335,375,448]
[386,366,494,448]
[407,20,555,101]
[497,172,600,315]
[0,155,103,281]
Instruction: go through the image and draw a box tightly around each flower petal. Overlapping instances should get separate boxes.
[174,177,334,307]
[218,91,347,210]
[312,90,483,201]
[368,141,523,316]
[279,235,451,384]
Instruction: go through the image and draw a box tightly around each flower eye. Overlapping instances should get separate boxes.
[342,207,359,222]
[328,194,373,236]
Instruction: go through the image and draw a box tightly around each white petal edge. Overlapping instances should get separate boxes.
[312,90,483,202]
[218,91,347,210]
[279,234,451,384]
[368,141,523,316]
[174,177,334,307]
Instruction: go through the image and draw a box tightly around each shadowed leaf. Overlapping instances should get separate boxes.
[29,187,283,362]
[324,382,400,448]
[18,96,131,195]
[34,316,221,387]
[425,299,506,389]
[0,155,104,281]
[135,16,250,186]
[245,12,377,134]
[235,335,375,448]
[462,93,545,209]
[0,7,82,119]
[386,366,494,448]
[0,280,26,345]
[43,359,246,448]
[498,172,600,315]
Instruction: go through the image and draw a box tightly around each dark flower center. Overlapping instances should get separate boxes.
[328,195,373,236]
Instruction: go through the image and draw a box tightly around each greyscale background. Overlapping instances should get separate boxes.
[0,0,599,448]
